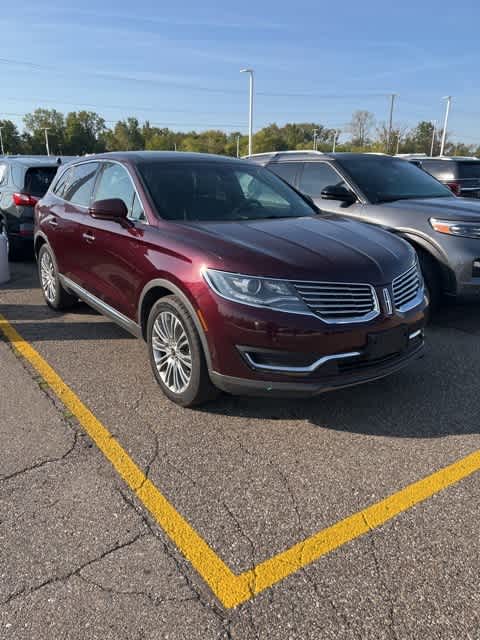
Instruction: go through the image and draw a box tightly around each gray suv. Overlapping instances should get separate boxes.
[0,156,72,258]
[247,151,480,306]
[400,155,480,199]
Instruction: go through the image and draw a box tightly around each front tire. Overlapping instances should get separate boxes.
[147,296,218,407]
[417,249,441,312]
[38,244,77,310]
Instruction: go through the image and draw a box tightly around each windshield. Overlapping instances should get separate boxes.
[137,160,316,221]
[337,156,452,203]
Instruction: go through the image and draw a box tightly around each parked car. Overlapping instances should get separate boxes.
[35,152,426,407]
[399,155,480,198]
[0,156,72,258]
[247,151,480,306]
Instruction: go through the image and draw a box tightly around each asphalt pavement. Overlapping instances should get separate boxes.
[0,261,479,639]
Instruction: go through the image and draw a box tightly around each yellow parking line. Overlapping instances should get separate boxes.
[1,312,479,609]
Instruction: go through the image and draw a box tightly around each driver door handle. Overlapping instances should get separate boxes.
[82,232,95,243]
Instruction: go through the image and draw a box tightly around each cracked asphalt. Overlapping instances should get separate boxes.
[1,261,479,639]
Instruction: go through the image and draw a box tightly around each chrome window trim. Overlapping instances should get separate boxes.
[243,350,362,374]
[49,158,149,224]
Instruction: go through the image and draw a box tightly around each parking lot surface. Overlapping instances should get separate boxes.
[1,261,479,639]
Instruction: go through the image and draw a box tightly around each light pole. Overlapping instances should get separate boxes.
[236,134,240,158]
[313,128,318,151]
[0,127,5,155]
[440,96,452,157]
[430,120,437,156]
[386,93,398,154]
[43,128,51,155]
[332,130,339,152]
[240,68,254,156]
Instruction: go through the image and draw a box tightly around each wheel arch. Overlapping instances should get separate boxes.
[397,231,456,294]
[138,279,212,370]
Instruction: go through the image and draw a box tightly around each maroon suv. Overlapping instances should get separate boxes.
[35,152,427,407]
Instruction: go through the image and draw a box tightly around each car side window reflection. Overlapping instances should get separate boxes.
[63,163,100,207]
[94,163,145,221]
[299,163,347,198]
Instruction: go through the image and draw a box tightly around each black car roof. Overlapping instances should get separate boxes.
[84,151,248,165]
[246,151,394,163]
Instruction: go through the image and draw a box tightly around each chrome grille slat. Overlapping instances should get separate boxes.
[293,280,378,323]
[392,265,422,310]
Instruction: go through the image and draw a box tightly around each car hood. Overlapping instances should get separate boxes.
[382,196,480,220]
[181,214,415,285]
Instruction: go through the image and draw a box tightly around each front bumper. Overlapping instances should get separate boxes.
[210,335,424,397]
[435,234,480,299]
[201,285,427,395]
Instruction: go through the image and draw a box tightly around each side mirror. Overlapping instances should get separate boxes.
[321,184,356,204]
[89,198,132,226]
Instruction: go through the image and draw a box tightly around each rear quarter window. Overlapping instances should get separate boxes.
[0,164,7,185]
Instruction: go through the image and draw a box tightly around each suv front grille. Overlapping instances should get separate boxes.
[392,264,422,310]
[293,281,379,324]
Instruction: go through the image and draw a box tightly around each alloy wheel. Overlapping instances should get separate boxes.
[152,311,192,393]
[40,251,57,304]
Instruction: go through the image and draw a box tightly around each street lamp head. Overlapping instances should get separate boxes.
[240,68,254,74]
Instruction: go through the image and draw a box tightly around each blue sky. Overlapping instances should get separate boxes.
[1,0,480,144]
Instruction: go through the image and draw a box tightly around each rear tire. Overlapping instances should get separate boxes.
[147,296,218,407]
[38,244,77,310]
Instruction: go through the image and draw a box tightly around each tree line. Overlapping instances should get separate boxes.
[0,108,476,158]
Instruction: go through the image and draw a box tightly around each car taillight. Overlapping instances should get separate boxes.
[12,192,39,207]
[446,181,461,196]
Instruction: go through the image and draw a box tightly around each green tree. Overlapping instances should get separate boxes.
[349,110,375,148]
[64,111,106,154]
[23,109,65,154]
[105,117,144,151]
[0,120,23,154]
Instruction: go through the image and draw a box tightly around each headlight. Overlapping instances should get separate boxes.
[203,269,311,314]
[430,218,480,239]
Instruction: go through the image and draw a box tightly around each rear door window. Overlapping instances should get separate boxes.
[298,162,347,197]
[63,162,100,207]
[24,167,59,196]
[268,163,299,186]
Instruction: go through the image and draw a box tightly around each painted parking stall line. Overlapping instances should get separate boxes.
[1,312,479,609]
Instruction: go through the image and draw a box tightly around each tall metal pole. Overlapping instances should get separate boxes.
[332,130,339,152]
[386,93,397,154]
[430,120,437,156]
[0,127,5,155]
[440,96,452,156]
[236,134,240,158]
[44,128,51,155]
[395,133,401,155]
[240,68,254,156]
[313,128,318,151]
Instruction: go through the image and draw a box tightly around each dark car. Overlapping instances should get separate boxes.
[247,151,480,306]
[0,156,71,258]
[35,152,426,407]
[401,155,480,198]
